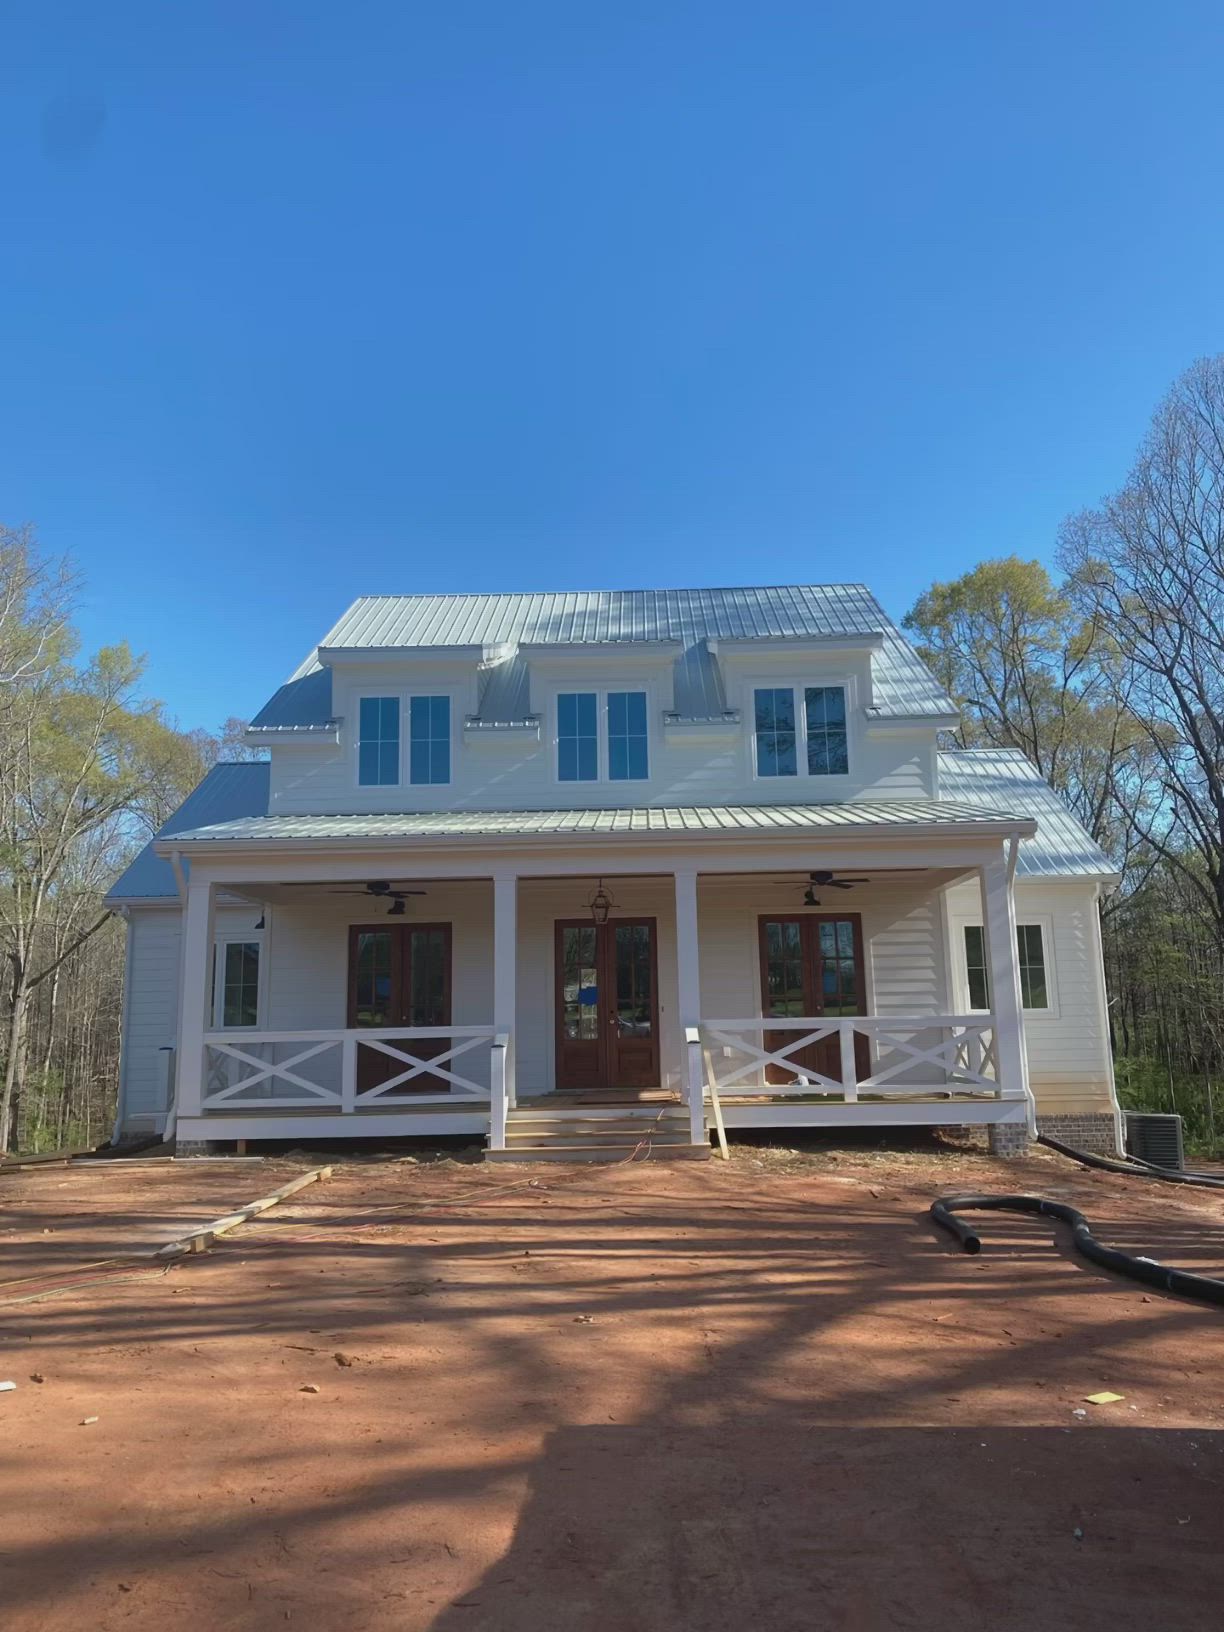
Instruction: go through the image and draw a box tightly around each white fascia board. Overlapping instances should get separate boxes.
[318,644,487,666]
[519,641,683,670]
[245,724,339,745]
[864,710,962,732]
[708,634,885,656]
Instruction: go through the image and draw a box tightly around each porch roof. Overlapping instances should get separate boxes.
[155,798,1037,853]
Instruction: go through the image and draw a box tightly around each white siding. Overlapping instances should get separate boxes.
[944,877,1115,1114]
[118,902,258,1131]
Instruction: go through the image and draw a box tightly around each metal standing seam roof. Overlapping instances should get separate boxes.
[936,749,1118,880]
[105,762,272,901]
[250,584,958,730]
[155,798,1036,849]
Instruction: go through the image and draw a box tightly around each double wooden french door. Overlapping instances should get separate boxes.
[347,923,452,1092]
[758,913,870,1086]
[554,919,660,1091]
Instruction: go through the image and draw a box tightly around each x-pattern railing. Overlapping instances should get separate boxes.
[700,1014,1002,1100]
[201,1026,496,1110]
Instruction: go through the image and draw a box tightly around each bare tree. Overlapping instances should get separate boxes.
[1060,354,1224,944]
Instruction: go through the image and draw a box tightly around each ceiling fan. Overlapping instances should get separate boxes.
[325,880,427,917]
[803,870,869,907]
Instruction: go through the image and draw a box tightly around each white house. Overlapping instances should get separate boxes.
[106,584,1123,1161]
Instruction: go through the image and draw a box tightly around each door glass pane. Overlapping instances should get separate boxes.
[615,924,654,1037]
[763,919,806,1016]
[354,931,393,1025]
[561,926,599,1039]
[407,928,447,1025]
[818,919,860,1015]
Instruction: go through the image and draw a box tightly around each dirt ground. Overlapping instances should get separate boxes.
[2,1135,1223,1632]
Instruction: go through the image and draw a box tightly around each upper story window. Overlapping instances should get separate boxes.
[754,688,797,777]
[805,687,848,775]
[558,692,599,782]
[409,696,451,786]
[357,694,452,787]
[607,691,649,781]
[754,685,848,779]
[557,689,650,783]
[358,697,400,786]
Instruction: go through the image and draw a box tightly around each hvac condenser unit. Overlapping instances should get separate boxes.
[1125,1112,1185,1171]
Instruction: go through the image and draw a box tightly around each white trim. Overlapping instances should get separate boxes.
[210,923,269,1030]
[746,677,856,786]
[547,680,657,789]
[950,914,1059,1018]
[351,687,462,791]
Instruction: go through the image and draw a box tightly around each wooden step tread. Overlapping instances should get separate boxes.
[486,1143,711,1164]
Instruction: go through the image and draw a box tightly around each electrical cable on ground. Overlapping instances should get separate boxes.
[930,1191,1224,1307]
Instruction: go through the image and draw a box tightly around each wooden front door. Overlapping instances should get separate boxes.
[758,914,870,1087]
[554,919,660,1091]
[347,923,452,1092]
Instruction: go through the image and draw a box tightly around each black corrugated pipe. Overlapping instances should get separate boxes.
[930,1192,1224,1307]
[1037,1132,1224,1191]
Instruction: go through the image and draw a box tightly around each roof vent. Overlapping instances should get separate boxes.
[1125,1112,1185,1171]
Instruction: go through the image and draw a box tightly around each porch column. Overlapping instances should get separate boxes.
[492,870,518,1129]
[978,851,1036,1137]
[674,868,706,1146]
[174,876,216,1127]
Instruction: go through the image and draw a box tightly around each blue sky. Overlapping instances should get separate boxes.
[3,2,1223,732]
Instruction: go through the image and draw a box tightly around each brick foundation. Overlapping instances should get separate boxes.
[987,1121,1031,1158]
[1037,1112,1121,1157]
[174,1138,214,1157]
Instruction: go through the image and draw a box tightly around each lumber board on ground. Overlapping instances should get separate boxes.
[155,1166,333,1259]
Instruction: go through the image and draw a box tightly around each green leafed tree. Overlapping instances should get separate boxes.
[902,555,1156,865]
[0,531,209,1151]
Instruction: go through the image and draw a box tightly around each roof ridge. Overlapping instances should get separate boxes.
[343,582,875,603]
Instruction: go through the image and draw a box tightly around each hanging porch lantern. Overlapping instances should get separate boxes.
[588,878,615,925]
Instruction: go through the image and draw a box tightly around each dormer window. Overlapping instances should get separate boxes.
[556,689,651,783]
[608,691,649,781]
[409,696,451,785]
[358,697,401,786]
[805,687,848,775]
[754,689,797,777]
[558,692,599,782]
[753,685,849,779]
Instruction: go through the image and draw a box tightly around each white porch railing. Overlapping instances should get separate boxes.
[699,1015,1007,1101]
[201,1026,498,1111]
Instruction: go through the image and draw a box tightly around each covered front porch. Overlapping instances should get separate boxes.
[161,808,1038,1158]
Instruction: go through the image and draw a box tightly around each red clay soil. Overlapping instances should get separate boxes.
[1,1139,1223,1632]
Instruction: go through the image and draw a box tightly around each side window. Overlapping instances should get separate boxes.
[963,924,1050,1012]
[805,686,848,775]
[607,691,648,781]
[963,926,990,1010]
[409,696,451,786]
[216,941,261,1028]
[558,692,598,782]
[755,688,797,777]
[1017,924,1049,1010]
[358,696,400,786]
